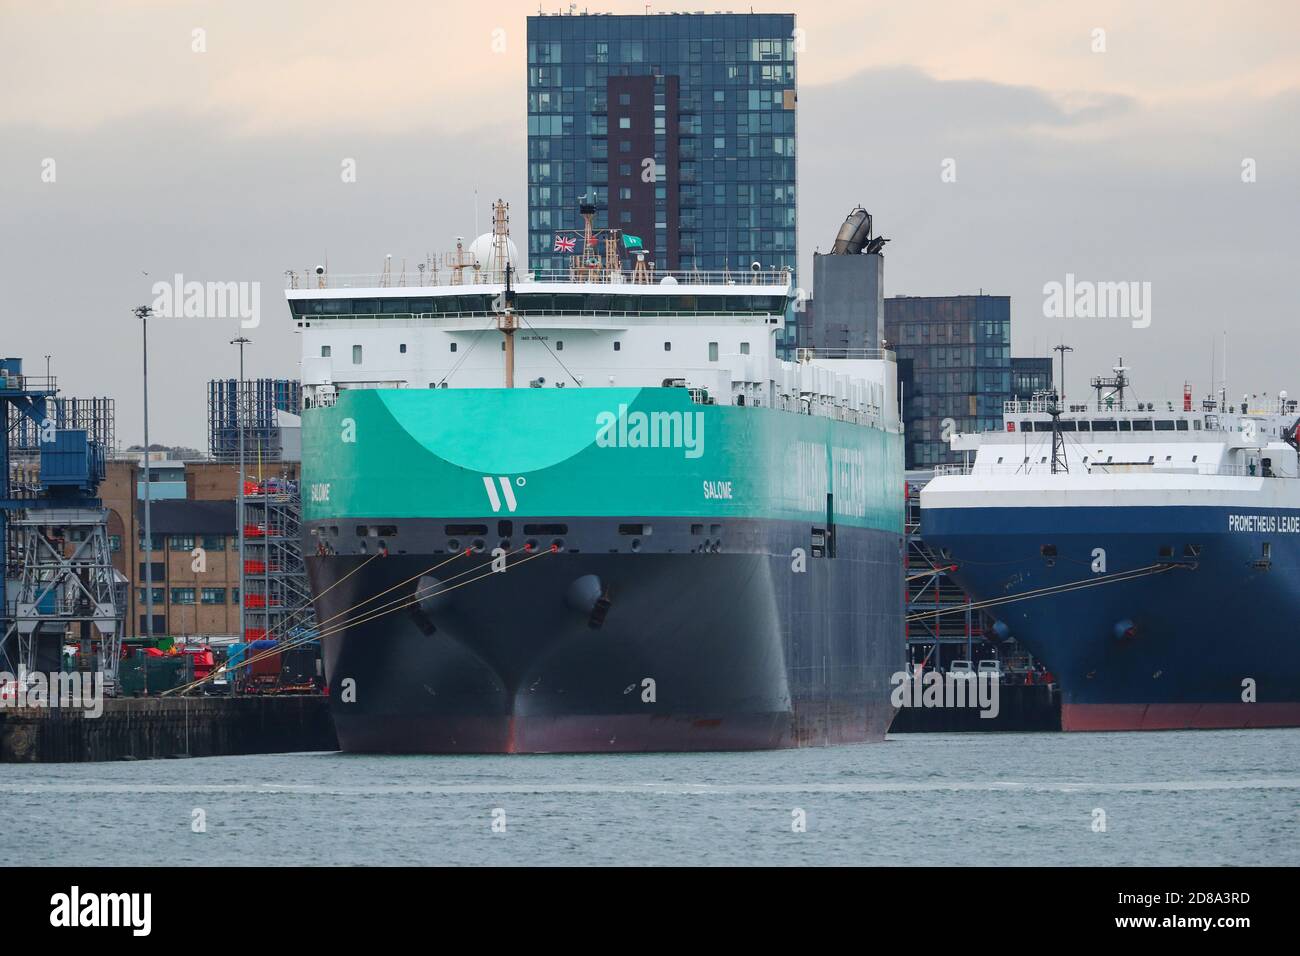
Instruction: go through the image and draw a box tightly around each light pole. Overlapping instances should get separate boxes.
[133,306,154,645]
[231,337,251,652]
[1053,343,1074,404]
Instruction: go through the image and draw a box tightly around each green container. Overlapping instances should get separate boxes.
[118,655,194,696]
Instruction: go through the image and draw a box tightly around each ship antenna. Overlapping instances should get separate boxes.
[1221,331,1228,412]
[495,261,518,388]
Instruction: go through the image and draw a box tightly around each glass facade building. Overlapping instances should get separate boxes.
[526,12,797,281]
[885,295,1050,469]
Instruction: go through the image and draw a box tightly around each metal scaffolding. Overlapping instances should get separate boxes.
[11,397,115,457]
[905,475,983,668]
[241,477,316,643]
[208,378,300,464]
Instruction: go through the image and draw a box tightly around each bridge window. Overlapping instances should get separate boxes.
[1176,420,1189,431]
[1154,420,1175,431]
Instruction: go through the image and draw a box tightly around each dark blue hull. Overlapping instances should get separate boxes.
[922,503,1300,731]
[306,516,904,752]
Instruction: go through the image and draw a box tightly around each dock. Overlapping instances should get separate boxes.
[0,696,337,762]
[889,682,1061,733]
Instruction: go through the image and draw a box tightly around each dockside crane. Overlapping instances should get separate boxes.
[0,357,123,692]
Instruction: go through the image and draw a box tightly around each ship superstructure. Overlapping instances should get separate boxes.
[921,363,1300,731]
[289,201,905,753]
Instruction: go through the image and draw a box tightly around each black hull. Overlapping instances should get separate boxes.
[306,517,903,753]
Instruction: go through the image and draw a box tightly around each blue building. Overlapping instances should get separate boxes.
[885,295,1052,469]
[526,11,797,282]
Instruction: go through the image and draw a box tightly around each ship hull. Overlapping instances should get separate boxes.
[1062,702,1300,732]
[301,386,905,754]
[921,497,1300,732]
[307,518,902,753]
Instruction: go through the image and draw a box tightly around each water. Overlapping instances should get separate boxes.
[2,730,1297,866]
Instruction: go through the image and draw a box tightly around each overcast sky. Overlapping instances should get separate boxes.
[3,0,1298,448]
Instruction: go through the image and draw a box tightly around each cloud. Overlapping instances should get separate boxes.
[2,3,1298,446]
[797,67,1299,400]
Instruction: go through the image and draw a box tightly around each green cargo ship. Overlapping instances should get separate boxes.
[289,202,904,752]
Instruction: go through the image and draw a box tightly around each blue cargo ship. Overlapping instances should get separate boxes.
[921,364,1300,731]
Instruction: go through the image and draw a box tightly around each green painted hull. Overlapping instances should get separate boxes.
[302,387,903,531]
[301,387,905,752]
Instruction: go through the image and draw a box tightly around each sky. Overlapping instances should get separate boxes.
[3,0,1298,447]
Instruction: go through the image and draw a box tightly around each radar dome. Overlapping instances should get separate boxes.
[467,232,521,275]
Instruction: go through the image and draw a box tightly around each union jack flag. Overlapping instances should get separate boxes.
[553,235,576,253]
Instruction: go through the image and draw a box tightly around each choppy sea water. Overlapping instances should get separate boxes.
[2,729,1297,866]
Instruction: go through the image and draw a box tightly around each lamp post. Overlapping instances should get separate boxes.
[133,306,154,645]
[231,337,251,654]
[1053,343,1074,404]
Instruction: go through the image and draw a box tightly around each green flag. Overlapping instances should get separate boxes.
[622,234,643,249]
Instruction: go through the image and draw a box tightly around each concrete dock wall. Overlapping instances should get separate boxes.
[0,696,338,762]
[889,683,1061,733]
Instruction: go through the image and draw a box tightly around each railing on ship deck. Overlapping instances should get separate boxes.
[286,267,792,290]
[931,462,1273,478]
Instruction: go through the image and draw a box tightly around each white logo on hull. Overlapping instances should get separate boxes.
[482,476,518,513]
